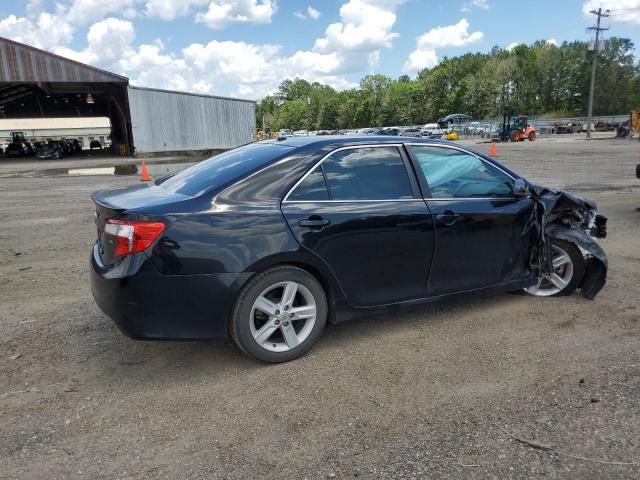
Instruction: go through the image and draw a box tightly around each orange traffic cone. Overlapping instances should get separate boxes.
[140,160,151,181]
[489,141,497,157]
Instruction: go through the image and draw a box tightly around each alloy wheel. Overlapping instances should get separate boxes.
[525,245,574,296]
[249,281,317,352]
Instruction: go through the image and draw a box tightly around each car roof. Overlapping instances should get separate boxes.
[261,135,459,149]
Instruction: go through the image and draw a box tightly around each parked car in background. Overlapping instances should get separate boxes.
[66,139,82,152]
[90,140,103,151]
[420,123,444,136]
[438,113,471,130]
[478,123,495,138]
[90,136,607,363]
[400,127,422,137]
[5,142,30,157]
[278,129,293,137]
[36,143,65,160]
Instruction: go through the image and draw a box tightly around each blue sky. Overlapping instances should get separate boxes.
[1,1,638,98]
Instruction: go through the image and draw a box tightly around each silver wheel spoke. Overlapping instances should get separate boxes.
[254,319,278,345]
[290,305,316,320]
[549,273,568,289]
[280,323,300,348]
[525,245,574,297]
[250,281,317,353]
[281,282,298,308]
[254,295,279,316]
[552,253,570,269]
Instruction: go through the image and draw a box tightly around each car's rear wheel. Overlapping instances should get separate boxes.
[524,240,585,297]
[230,266,327,363]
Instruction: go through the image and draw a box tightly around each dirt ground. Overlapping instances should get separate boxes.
[1,137,639,479]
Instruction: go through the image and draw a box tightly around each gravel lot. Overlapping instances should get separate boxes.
[1,137,639,479]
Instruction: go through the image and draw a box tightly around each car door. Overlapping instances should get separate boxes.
[406,144,537,296]
[281,145,435,307]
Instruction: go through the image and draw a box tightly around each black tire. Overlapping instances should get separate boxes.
[540,239,585,297]
[230,265,328,363]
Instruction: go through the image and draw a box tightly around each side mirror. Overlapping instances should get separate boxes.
[512,178,529,197]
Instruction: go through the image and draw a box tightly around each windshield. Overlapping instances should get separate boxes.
[157,142,294,197]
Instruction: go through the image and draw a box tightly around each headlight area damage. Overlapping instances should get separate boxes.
[530,186,608,299]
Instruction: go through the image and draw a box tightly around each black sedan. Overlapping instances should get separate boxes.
[35,143,65,160]
[91,137,607,362]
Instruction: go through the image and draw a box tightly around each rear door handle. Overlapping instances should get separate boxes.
[435,211,462,226]
[298,217,331,228]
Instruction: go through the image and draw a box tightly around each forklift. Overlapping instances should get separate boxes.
[499,113,536,142]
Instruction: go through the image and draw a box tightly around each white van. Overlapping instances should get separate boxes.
[420,123,444,136]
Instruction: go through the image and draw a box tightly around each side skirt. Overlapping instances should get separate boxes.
[331,276,537,324]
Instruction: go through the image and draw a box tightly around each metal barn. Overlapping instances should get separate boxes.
[0,36,256,155]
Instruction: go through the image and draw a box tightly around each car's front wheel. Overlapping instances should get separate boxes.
[524,240,585,297]
[230,266,328,363]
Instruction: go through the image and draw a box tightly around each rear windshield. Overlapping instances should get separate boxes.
[157,142,293,196]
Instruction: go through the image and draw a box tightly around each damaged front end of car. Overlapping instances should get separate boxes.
[530,186,608,300]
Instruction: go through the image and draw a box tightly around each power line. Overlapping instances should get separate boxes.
[586,7,610,139]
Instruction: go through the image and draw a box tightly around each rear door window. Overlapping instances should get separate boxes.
[287,169,330,201]
[157,143,293,196]
[321,146,413,200]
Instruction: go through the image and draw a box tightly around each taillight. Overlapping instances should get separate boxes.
[104,219,165,257]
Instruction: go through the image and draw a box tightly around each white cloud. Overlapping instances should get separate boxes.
[460,0,490,12]
[404,19,484,73]
[546,38,557,46]
[315,0,402,53]
[1,0,403,98]
[53,16,357,98]
[307,6,321,19]
[0,0,139,51]
[144,0,208,20]
[0,11,73,50]
[294,5,321,20]
[583,0,640,24]
[65,0,138,24]
[53,17,136,66]
[195,0,277,29]
[506,42,520,51]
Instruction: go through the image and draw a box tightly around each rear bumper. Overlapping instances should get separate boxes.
[90,247,252,340]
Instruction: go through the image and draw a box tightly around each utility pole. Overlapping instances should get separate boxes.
[586,7,610,139]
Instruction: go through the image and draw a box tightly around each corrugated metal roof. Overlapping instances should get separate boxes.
[0,37,128,83]
[0,117,110,129]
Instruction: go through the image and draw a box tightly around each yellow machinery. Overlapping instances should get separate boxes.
[445,131,458,140]
[631,111,639,135]
[255,128,278,140]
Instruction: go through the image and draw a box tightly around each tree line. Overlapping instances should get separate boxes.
[256,38,640,131]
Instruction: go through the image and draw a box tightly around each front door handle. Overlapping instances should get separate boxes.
[298,217,331,228]
[435,211,462,226]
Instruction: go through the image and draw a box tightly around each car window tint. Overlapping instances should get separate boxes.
[322,147,413,200]
[409,146,513,198]
[157,143,293,197]
[288,169,330,201]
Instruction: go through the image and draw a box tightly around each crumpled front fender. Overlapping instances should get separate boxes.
[530,185,608,300]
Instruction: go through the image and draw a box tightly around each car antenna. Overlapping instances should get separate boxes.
[276,136,287,141]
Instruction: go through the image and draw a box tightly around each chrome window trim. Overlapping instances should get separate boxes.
[427,197,519,201]
[404,142,519,192]
[282,144,407,203]
[281,198,421,204]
